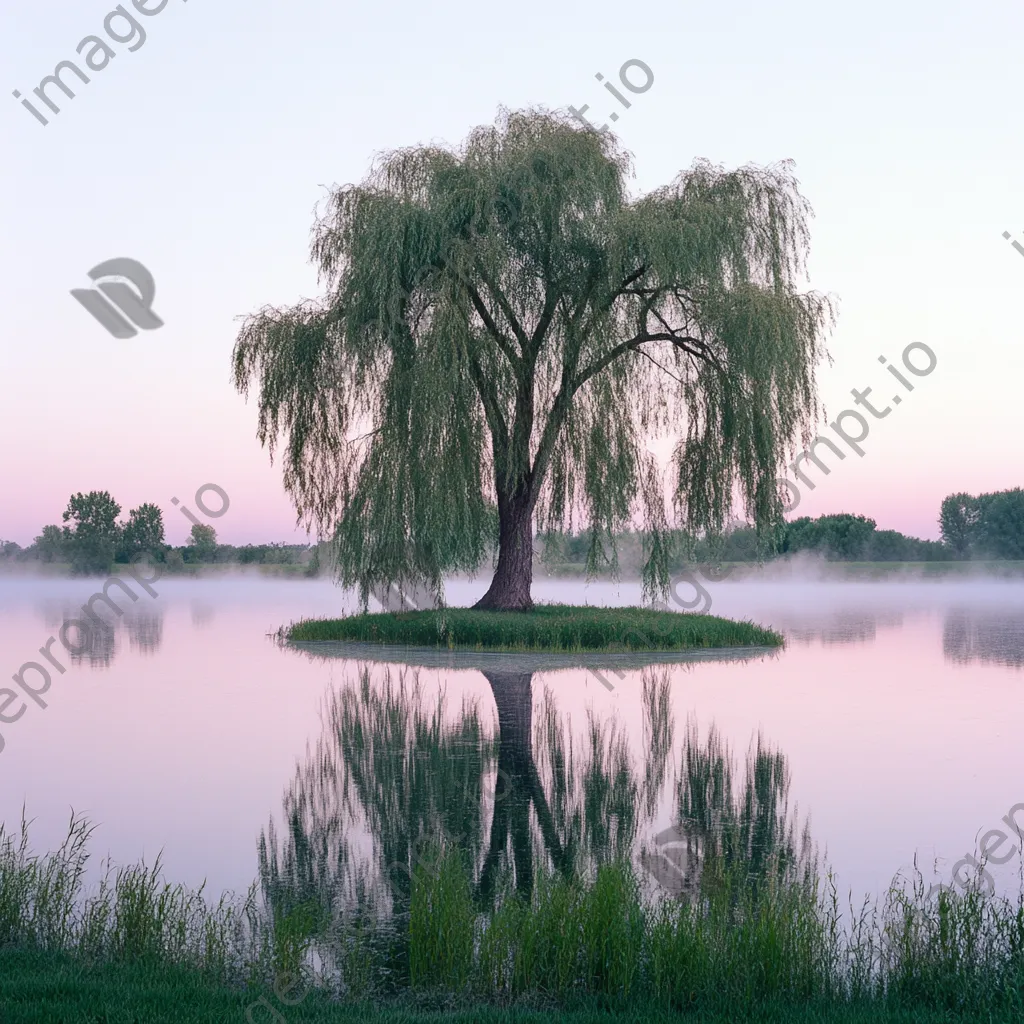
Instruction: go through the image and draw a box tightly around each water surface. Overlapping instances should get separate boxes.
[1,574,1022,912]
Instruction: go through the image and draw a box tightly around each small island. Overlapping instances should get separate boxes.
[286,603,783,652]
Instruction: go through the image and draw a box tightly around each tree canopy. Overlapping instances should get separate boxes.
[232,107,834,609]
[781,513,948,562]
[938,493,979,559]
[939,488,1024,560]
[187,524,218,561]
[62,490,122,574]
[118,503,165,563]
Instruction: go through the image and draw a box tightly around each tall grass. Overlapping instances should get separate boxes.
[2,813,1023,1017]
[408,842,475,989]
[0,811,273,987]
[403,848,1024,1017]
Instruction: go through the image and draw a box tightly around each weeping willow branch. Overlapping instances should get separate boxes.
[232,106,835,608]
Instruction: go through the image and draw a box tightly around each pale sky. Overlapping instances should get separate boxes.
[1,0,1022,547]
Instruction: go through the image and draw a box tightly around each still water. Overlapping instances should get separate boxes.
[1,573,1022,913]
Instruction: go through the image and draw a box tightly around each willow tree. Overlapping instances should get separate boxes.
[232,107,833,610]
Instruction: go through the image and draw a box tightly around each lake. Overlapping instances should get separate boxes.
[2,572,1022,916]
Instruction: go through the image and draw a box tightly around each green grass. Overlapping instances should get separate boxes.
[286,604,782,652]
[3,815,1023,1022]
[396,849,1024,1017]
[4,948,1015,1024]
[4,950,1006,1024]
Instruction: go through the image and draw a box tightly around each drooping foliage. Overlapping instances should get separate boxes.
[232,107,833,606]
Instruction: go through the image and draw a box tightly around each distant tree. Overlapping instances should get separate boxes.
[232,108,833,610]
[188,524,217,562]
[562,533,594,564]
[867,529,914,561]
[781,516,820,555]
[719,524,760,561]
[938,492,979,559]
[782,513,876,561]
[816,514,876,560]
[118,503,166,562]
[0,540,21,561]
[208,543,233,564]
[33,525,66,563]
[915,538,952,561]
[62,491,121,574]
[975,488,1024,560]
[305,546,321,577]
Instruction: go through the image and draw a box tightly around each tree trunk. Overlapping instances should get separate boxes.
[473,490,534,611]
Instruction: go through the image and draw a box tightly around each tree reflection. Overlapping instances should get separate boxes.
[258,658,810,943]
[259,666,498,926]
[639,720,815,903]
[943,608,1024,669]
[36,600,164,665]
[126,610,163,653]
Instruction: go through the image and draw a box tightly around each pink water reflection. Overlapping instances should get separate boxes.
[0,576,1021,907]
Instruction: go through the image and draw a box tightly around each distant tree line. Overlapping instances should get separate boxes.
[778,514,948,562]
[540,488,1024,567]
[4,487,1022,576]
[0,491,313,575]
[540,514,947,567]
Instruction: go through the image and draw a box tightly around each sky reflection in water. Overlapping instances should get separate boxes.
[1,576,1022,915]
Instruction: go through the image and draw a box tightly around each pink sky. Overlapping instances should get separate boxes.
[2,0,1022,547]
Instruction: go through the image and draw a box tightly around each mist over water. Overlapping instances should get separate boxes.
[1,573,1022,912]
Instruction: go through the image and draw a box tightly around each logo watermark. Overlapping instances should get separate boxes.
[71,258,164,339]
[639,824,705,898]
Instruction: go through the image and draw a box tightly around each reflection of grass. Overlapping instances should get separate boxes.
[5,817,1024,1021]
[287,604,782,651]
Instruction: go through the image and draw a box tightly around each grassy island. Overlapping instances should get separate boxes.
[286,604,782,652]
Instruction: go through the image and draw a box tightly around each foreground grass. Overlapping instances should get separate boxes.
[287,604,782,652]
[2,816,1023,1022]
[2,949,1006,1024]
